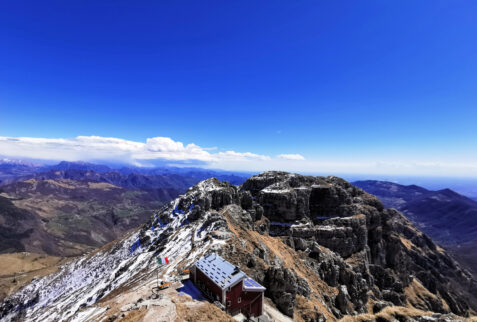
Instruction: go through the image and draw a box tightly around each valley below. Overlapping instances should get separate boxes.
[0,178,163,256]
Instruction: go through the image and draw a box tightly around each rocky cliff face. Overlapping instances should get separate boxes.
[354,180,477,279]
[227,172,477,318]
[353,180,477,246]
[1,172,476,321]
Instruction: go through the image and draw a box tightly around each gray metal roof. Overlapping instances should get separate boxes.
[194,254,248,290]
[242,277,266,292]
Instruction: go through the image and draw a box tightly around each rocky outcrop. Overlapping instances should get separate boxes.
[264,266,310,316]
[236,172,477,317]
[314,215,367,258]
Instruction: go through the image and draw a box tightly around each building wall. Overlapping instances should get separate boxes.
[250,292,263,317]
[194,267,223,302]
[226,281,263,317]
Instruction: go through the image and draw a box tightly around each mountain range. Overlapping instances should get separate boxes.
[0,160,250,186]
[1,172,476,321]
[0,160,249,258]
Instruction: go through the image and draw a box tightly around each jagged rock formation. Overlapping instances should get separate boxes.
[1,172,476,321]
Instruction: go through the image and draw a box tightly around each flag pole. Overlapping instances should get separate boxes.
[156,257,160,289]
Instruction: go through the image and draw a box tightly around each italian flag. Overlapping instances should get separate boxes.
[157,257,169,265]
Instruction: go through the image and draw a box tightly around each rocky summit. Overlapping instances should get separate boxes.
[1,172,476,321]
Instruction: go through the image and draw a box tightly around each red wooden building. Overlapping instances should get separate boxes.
[191,253,266,317]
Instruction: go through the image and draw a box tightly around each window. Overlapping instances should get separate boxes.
[237,297,241,303]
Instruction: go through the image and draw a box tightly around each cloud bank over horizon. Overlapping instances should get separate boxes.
[1,135,476,177]
[0,135,301,169]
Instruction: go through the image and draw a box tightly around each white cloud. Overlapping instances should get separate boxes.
[277,154,305,160]
[0,135,279,168]
[1,135,476,177]
[217,151,271,161]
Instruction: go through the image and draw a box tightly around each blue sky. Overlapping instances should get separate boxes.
[1,1,477,176]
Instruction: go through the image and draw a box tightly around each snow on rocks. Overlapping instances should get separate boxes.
[0,178,232,322]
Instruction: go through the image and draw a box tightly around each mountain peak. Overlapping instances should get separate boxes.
[49,161,112,173]
[1,172,476,321]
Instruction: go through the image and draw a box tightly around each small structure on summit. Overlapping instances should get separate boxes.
[191,253,266,318]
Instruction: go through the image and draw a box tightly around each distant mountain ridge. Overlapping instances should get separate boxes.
[0,161,250,257]
[45,161,112,173]
[0,160,250,187]
[353,180,477,277]
[353,180,477,245]
[0,161,41,185]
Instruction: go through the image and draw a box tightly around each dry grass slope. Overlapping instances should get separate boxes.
[0,252,69,301]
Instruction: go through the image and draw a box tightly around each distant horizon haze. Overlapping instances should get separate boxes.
[2,156,477,200]
[1,135,477,178]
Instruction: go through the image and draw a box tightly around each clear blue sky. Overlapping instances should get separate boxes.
[1,1,477,175]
